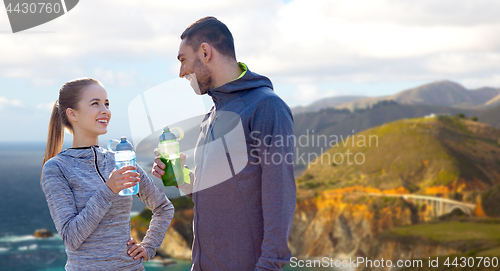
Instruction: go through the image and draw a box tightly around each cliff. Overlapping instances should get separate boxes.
[291,187,500,270]
[292,117,500,269]
[290,187,417,259]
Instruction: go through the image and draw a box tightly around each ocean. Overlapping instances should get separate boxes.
[0,142,329,271]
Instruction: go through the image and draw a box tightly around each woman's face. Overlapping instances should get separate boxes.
[70,83,111,137]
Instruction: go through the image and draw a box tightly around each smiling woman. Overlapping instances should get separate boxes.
[66,83,111,148]
[39,78,174,271]
[42,78,101,165]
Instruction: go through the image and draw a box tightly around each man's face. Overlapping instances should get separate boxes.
[178,39,213,95]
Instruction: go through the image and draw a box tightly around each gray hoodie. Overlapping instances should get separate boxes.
[41,146,173,270]
[183,64,296,271]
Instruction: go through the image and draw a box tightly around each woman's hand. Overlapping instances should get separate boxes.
[107,166,140,194]
[127,237,148,261]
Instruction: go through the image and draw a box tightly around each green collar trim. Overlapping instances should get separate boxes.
[233,62,247,81]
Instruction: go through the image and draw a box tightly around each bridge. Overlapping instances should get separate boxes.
[363,193,476,217]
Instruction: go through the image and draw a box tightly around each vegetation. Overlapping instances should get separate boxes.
[131,196,195,246]
[388,221,500,271]
[389,221,500,242]
[371,99,398,109]
[170,196,194,209]
[481,184,500,217]
[131,196,194,227]
[295,116,500,194]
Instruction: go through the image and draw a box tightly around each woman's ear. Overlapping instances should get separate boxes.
[66,108,77,122]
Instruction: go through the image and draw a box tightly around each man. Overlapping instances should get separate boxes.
[152,17,296,270]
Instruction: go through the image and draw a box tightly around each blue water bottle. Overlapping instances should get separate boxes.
[107,137,139,196]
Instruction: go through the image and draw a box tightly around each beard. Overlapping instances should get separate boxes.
[188,56,213,95]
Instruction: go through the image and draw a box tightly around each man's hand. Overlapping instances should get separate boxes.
[151,148,165,179]
[151,149,186,179]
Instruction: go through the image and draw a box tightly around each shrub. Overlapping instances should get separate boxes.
[302,172,314,182]
[305,182,320,189]
[482,184,500,217]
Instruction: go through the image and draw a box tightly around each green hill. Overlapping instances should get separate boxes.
[296,116,500,194]
[293,101,482,163]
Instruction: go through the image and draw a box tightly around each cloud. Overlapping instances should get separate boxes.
[36,102,55,111]
[293,84,320,102]
[3,0,500,141]
[93,68,138,87]
[292,84,339,104]
[1,0,500,95]
[238,0,500,84]
[461,74,500,89]
[0,97,23,110]
[0,96,55,112]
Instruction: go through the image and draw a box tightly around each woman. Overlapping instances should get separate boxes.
[41,78,174,270]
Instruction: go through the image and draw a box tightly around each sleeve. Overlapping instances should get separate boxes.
[252,97,297,270]
[40,160,118,251]
[135,164,175,260]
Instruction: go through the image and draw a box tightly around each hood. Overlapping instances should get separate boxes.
[207,65,273,107]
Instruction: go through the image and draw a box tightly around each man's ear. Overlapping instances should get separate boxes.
[66,108,77,122]
[200,43,212,64]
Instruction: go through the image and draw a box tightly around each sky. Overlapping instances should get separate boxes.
[2,0,500,142]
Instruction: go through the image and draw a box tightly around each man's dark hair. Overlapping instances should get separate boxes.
[181,17,236,60]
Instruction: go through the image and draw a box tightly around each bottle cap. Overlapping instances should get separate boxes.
[116,136,134,151]
[159,126,178,142]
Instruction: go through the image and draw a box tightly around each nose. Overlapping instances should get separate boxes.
[179,65,186,78]
[101,105,110,115]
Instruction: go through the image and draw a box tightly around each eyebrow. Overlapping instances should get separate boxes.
[89,98,109,102]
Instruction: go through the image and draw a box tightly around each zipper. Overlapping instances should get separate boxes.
[209,115,218,141]
[92,146,106,183]
[194,107,217,266]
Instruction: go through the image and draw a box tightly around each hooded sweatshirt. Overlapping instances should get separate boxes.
[184,64,296,271]
[41,146,174,271]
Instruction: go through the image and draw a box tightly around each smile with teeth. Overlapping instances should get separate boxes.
[97,119,108,124]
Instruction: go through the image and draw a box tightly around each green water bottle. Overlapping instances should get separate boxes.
[158,126,184,186]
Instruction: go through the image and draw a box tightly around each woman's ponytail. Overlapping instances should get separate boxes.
[42,100,64,166]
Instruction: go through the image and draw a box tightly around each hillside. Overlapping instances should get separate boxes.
[296,116,500,195]
[291,95,367,114]
[479,104,500,129]
[293,102,482,168]
[485,93,500,108]
[333,81,500,110]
